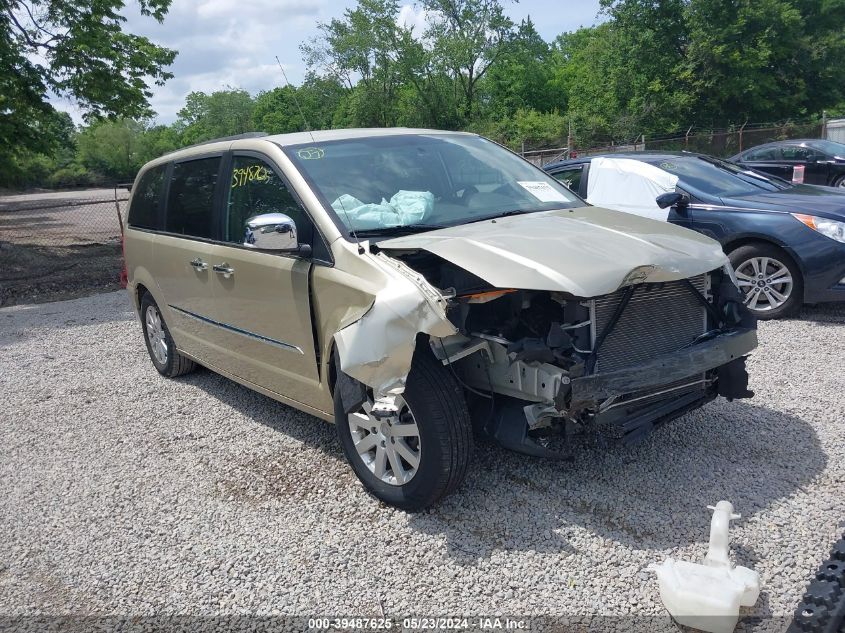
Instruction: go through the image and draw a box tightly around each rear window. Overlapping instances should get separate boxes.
[165,157,221,239]
[127,165,167,229]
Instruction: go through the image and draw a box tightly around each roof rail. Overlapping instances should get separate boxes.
[179,132,269,151]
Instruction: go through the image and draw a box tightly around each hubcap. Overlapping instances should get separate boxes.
[348,395,421,486]
[734,256,793,312]
[145,305,168,365]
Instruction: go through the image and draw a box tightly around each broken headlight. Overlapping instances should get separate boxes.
[792,213,845,244]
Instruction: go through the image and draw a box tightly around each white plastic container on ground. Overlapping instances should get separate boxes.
[650,501,761,633]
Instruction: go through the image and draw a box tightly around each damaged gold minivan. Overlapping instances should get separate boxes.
[125,129,757,510]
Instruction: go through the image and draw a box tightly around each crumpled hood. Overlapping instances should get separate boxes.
[379,206,728,297]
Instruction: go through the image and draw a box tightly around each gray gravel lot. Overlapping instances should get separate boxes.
[1,291,844,630]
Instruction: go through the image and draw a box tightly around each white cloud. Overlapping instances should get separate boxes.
[397,4,429,33]
[51,0,603,124]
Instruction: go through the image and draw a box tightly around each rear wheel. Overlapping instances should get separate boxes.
[140,293,196,377]
[834,174,845,189]
[729,243,803,319]
[335,350,472,511]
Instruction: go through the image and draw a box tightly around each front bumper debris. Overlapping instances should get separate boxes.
[567,328,757,408]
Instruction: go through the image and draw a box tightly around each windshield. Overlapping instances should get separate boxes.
[805,139,845,158]
[647,155,790,197]
[284,134,580,236]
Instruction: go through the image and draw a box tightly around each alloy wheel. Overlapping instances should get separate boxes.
[348,395,421,486]
[734,256,793,312]
[145,305,168,365]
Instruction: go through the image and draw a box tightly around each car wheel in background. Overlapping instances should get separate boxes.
[335,350,472,511]
[140,292,196,378]
[834,174,845,189]
[729,243,803,319]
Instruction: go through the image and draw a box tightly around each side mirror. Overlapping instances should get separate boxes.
[244,213,299,252]
[656,192,689,209]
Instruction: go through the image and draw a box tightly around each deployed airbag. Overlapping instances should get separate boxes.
[586,157,679,222]
[331,190,434,230]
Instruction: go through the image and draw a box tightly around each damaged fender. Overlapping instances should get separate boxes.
[333,252,456,396]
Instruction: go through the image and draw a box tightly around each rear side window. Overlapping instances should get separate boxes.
[128,165,166,229]
[745,147,780,161]
[551,166,584,194]
[165,157,221,239]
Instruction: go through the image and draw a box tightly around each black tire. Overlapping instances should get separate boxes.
[139,292,196,378]
[787,532,845,633]
[833,173,845,189]
[728,242,803,320]
[335,350,472,511]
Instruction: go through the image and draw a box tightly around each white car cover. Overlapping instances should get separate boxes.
[586,157,679,222]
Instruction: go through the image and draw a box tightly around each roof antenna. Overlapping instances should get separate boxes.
[275,56,315,144]
[275,56,364,253]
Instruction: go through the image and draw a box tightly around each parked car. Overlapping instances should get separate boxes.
[124,130,756,510]
[730,139,845,188]
[545,152,845,319]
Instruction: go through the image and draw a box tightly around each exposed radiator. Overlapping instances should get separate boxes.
[591,275,708,373]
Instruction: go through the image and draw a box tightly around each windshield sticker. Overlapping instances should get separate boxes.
[659,162,677,170]
[231,165,271,188]
[517,181,570,203]
[297,147,325,160]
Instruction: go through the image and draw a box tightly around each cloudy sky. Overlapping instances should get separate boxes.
[54,0,603,123]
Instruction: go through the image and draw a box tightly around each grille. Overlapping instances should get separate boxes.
[592,275,707,373]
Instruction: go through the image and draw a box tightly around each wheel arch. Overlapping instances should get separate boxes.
[723,235,806,276]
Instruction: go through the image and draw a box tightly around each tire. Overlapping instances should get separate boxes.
[335,349,472,511]
[729,243,803,320]
[787,532,845,633]
[834,174,845,189]
[139,292,196,378]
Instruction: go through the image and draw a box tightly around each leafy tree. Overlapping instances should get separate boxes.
[175,89,255,145]
[77,118,146,180]
[684,0,845,124]
[423,0,514,121]
[1,0,175,138]
[483,17,561,119]
[302,0,405,126]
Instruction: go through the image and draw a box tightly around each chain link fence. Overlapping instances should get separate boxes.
[521,120,827,165]
[0,187,129,307]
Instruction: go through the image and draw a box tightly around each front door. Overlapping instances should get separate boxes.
[204,153,322,408]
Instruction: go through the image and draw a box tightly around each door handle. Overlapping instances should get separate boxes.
[212,263,235,278]
[189,258,208,271]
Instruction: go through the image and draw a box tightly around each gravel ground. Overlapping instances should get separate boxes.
[1,291,844,631]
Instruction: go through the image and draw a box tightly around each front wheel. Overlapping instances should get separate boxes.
[335,351,472,511]
[729,243,803,319]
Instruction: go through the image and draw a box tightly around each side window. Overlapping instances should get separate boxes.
[551,167,583,194]
[226,155,328,260]
[127,165,166,229]
[165,157,220,239]
[781,146,821,162]
[745,147,780,161]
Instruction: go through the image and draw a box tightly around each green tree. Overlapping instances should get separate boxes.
[301,0,405,126]
[483,17,561,119]
[423,0,514,121]
[76,118,146,180]
[684,0,845,125]
[175,89,256,145]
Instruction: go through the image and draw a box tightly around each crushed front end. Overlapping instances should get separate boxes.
[418,260,757,457]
